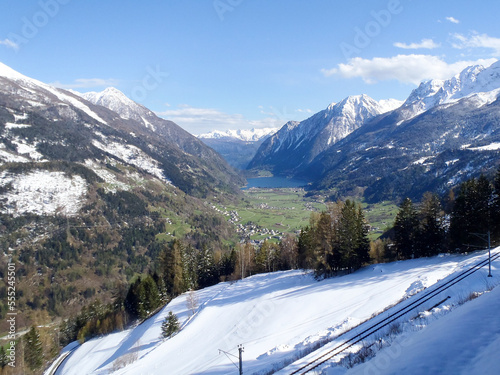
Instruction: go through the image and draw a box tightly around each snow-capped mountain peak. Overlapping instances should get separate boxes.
[0,62,108,124]
[80,87,154,126]
[378,98,404,113]
[81,87,133,107]
[84,87,133,105]
[248,94,402,172]
[0,61,29,81]
[333,94,401,118]
[198,127,278,142]
[402,60,500,119]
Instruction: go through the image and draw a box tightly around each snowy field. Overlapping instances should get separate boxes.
[0,170,87,216]
[51,250,499,375]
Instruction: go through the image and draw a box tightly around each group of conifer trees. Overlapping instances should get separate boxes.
[297,200,370,277]
[393,170,500,260]
[5,325,45,372]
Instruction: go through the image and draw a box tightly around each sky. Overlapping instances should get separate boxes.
[1,0,500,134]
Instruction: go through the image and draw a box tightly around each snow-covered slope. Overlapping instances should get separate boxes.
[80,87,157,130]
[344,285,500,375]
[53,250,499,375]
[0,62,108,124]
[78,86,243,186]
[198,127,278,142]
[0,62,244,198]
[0,170,87,216]
[400,60,500,120]
[248,95,402,174]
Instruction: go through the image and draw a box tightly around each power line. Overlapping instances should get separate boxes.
[218,346,244,374]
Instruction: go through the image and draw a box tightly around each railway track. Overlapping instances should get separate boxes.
[286,250,499,374]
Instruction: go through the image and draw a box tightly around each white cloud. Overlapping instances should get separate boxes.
[157,105,295,134]
[446,16,460,24]
[0,38,19,50]
[394,39,441,50]
[452,32,500,56]
[51,78,120,89]
[295,108,313,114]
[321,54,497,85]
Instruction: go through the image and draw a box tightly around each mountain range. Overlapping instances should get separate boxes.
[4,59,499,206]
[0,62,244,328]
[249,61,500,201]
[198,127,278,142]
[248,95,402,173]
[198,127,278,170]
[0,63,243,201]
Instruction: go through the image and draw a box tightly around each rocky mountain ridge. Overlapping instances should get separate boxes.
[248,61,500,201]
[0,62,244,202]
[248,94,402,175]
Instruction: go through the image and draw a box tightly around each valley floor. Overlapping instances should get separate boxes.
[50,250,499,375]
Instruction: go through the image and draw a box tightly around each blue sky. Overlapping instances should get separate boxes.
[1,0,500,134]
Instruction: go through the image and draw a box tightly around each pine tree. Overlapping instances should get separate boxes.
[156,276,169,304]
[197,246,218,288]
[337,200,369,272]
[181,245,198,291]
[297,226,314,269]
[219,248,237,281]
[125,275,162,320]
[309,201,369,277]
[450,177,494,252]
[394,198,419,259]
[124,277,143,320]
[450,179,475,251]
[355,205,371,266]
[161,311,180,339]
[24,326,44,371]
[139,275,161,319]
[314,211,336,277]
[160,240,186,296]
[476,175,494,232]
[418,192,445,257]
